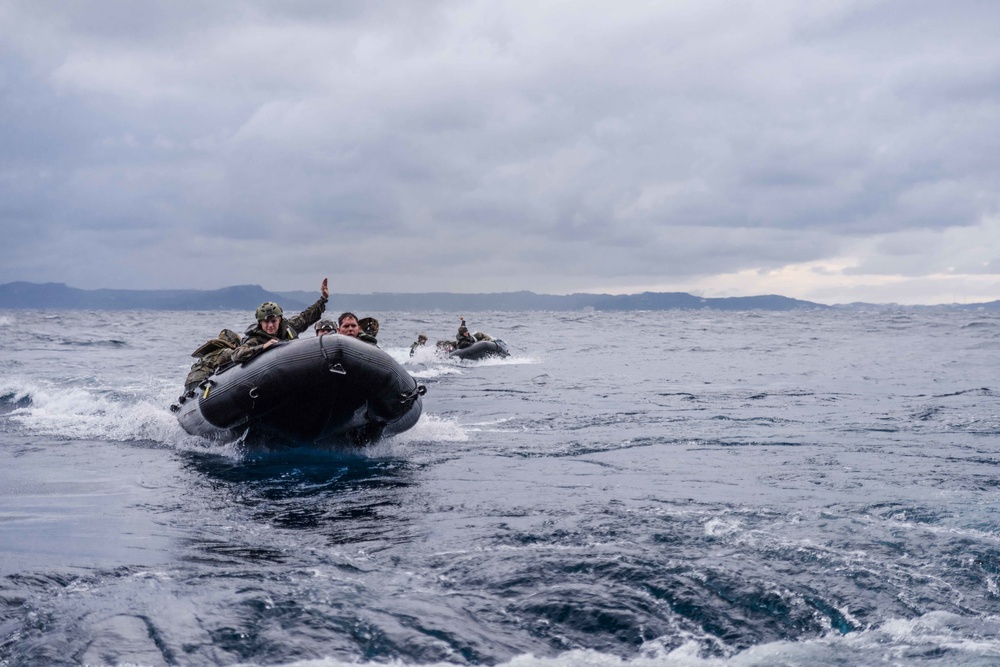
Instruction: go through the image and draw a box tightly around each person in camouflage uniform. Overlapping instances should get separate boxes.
[455,317,476,349]
[358,317,380,345]
[337,312,379,346]
[232,278,329,363]
[473,331,494,342]
[409,333,428,357]
[184,329,242,392]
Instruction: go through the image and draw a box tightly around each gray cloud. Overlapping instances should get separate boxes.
[2,0,999,303]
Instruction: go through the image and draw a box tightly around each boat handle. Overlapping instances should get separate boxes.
[400,384,427,404]
[249,386,260,399]
[328,363,347,375]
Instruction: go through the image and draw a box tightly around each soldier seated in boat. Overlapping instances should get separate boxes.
[359,317,380,345]
[473,331,494,342]
[456,317,476,349]
[337,312,379,346]
[232,277,329,362]
[184,329,242,392]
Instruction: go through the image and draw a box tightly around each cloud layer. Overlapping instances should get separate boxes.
[2,0,999,304]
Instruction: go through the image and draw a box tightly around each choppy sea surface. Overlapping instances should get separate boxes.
[2,307,1000,667]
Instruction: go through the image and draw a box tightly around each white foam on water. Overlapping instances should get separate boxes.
[463,416,521,433]
[462,353,540,367]
[1,375,189,445]
[389,413,470,444]
[408,365,465,380]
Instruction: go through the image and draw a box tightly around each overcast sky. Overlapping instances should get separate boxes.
[2,1,999,304]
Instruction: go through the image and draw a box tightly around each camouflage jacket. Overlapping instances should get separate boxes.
[232,296,328,363]
[456,331,476,349]
[184,348,235,392]
[358,332,379,347]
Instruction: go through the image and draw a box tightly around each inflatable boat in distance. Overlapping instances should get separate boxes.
[172,334,425,447]
[449,338,510,361]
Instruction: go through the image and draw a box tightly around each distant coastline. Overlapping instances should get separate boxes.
[1,281,998,312]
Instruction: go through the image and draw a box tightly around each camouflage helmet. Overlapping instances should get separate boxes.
[418,333,428,342]
[218,329,241,348]
[255,301,283,321]
[315,319,336,332]
[458,325,469,334]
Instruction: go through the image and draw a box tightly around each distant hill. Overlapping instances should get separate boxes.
[276,289,830,312]
[0,282,308,311]
[3,281,994,311]
[0,282,830,311]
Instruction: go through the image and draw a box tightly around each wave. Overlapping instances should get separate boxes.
[58,338,129,348]
[0,376,192,444]
[0,390,32,414]
[227,612,1000,666]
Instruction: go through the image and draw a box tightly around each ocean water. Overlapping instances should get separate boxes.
[1,307,1000,667]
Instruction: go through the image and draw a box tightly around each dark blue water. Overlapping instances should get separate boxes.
[2,308,1000,666]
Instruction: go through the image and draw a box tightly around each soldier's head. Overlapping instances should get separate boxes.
[337,312,360,337]
[255,302,283,335]
[314,319,335,336]
[418,334,428,343]
[458,325,469,335]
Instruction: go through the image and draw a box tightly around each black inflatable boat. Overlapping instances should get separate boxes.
[172,334,425,447]
[448,338,510,361]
